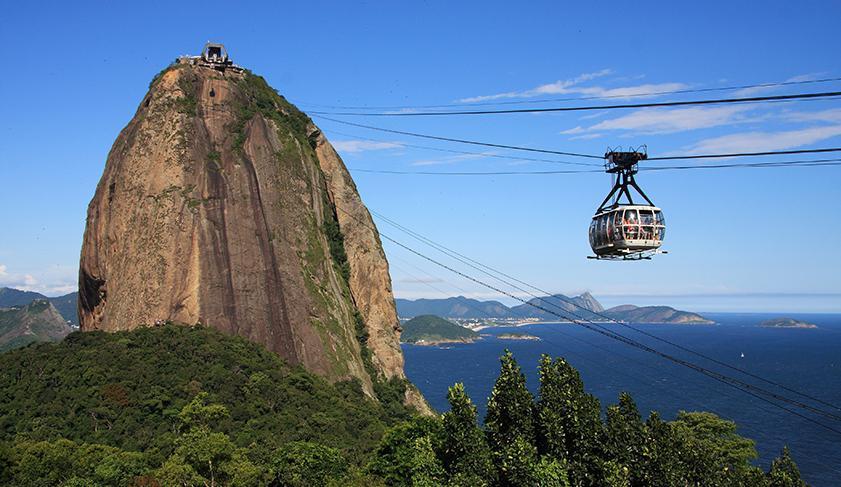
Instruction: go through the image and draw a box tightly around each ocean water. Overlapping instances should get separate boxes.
[402,313,841,486]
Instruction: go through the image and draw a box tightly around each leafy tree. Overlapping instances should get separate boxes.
[598,459,631,487]
[440,383,495,485]
[485,350,538,486]
[767,446,806,487]
[533,457,571,487]
[638,412,682,487]
[0,325,403,460]
[161,392,264,486]
[367,417,444,486]
[408,436,446,487]
[671,411,763,486]
[605,392,645,485]
[271,441,349,487]
[534,355,604,486]
[6,438,151,487]
[153,454,206,486]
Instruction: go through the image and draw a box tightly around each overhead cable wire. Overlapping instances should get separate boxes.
[371,210,841,414]
[313,115,604,159]
[350,158,841,176]
[315,115,841,163]
[321,128,601,167]
[370,210,841,418]
[363,217,841,435]
[648,147,841,161]
[394,248,803,430]
[297,76,841,110]
[331,205,841,434]
[310,91,841,117]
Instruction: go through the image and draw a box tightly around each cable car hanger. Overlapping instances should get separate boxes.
[589,147,667,261]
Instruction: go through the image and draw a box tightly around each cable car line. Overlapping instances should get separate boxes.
[371,210,841,413]
[393,247,823,442]
[648,147,841,161]
[360,218,841,435]
[316,115,841,165]
[297,76,841,111]
[321,128,602,167]
[313,115,604,159]
[369,209,841,418]
[350,158,841,176]
[310,91,841,117]
[338,205,841,429]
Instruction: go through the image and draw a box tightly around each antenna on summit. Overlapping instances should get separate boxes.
[178,42,243,73]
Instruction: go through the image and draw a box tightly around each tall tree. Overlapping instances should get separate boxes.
[672,411,763,486]
[367,417,445,486]
[638,412,683,487]
[535,355,605,486]
[440,383,495,486]
[605,392,646,485]
[484,350,537,486]
[767,446,806,487]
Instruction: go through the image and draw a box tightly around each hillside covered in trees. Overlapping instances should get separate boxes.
[401,315,480,344]
[0,326,804,486]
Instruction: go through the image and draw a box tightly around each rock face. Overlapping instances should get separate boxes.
[0,300,72,352]
[79,61,425,409]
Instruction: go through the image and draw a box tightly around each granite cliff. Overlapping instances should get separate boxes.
[78,58,425,409]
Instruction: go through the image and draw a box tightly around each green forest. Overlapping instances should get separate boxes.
[0,326,805,486]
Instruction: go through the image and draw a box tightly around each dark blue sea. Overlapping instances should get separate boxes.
[402,313,841,486]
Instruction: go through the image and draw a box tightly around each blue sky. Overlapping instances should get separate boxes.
[1,1,840,311]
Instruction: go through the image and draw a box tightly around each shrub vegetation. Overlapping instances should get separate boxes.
[0,328,805,486]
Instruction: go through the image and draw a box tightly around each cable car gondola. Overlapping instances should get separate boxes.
[588,149,666,260]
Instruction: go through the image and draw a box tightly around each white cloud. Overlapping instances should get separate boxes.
[459,72,689,104]
[331,140,403,153]
[0,264,77,296]
[457,69,614,103]
[560,126,586,135]
[411,151,496,167]
[680,124,841,154]
[734,73,824,97]
[569,133,603,141]
[784,108,841,124]
[562,105,756,135]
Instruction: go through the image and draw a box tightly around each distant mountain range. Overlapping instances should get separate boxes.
[0,299,73,352]
[396,293,712,324]
[0,287,78,325]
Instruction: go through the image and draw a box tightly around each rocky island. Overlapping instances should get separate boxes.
[759,317,818,329]
[401,315,479,345]
[604,305,713,324]
[497,332,540,341]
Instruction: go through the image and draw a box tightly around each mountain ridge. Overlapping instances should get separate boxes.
[0,299,73,351]
[0,287,79,325]
[396,293,710,324]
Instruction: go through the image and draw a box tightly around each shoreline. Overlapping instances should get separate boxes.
[470,319,714,331]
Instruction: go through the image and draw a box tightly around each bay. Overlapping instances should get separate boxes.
[402,312,841,486]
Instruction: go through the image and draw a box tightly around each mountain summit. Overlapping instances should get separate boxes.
[79,50,422,406]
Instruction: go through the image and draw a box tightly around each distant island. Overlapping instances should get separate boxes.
[396,293,713,325]
[401,315,480,345]
[603,305,713,324]
[498,332,540,341]
[759,317,818,329]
